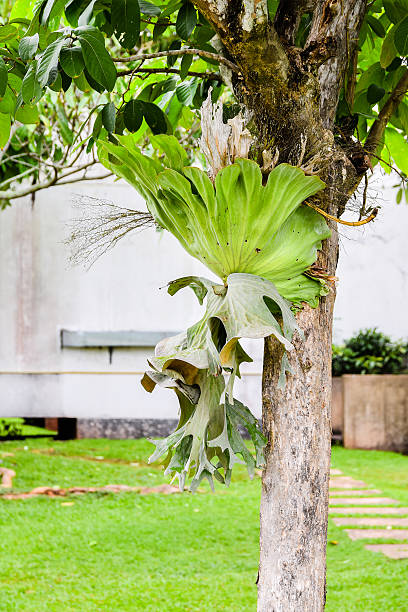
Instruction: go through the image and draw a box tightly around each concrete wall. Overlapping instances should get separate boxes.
[0,171,407,422]
[0,178,261,420]
[343,374,408,452]
[333,173,408,343]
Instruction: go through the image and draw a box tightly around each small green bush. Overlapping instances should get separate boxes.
[0,418,23,438]
[332,328,408,376]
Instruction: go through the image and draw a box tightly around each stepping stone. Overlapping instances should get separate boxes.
[345,529,408,540]
[333,517,408,527]
[330,507,408,515]
[330,469,343,476]
[365,544,408,559]
[329,477,368,489]
[330,497,398,505]
[330,489,381,496]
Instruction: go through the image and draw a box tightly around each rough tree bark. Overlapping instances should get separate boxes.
[258,212,340,611]
[193,1,368,609]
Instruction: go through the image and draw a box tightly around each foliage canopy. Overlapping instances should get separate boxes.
[0,0,407,204]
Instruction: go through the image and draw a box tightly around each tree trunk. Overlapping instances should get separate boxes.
[191,3,367,610]
[258,229,338,611]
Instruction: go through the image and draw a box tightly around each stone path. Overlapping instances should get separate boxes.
[345,529,408,541]
[330,507,408,515]
[330,489,382,496]
[329,468,408,560]
[365,545,408,559]
[333,517,408,527]
[330,496,399,505]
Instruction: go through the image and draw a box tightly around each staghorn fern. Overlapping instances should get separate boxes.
[97,133,330,491]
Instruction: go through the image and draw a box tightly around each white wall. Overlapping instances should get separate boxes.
[333,173,408,343]
[0,171,406,418]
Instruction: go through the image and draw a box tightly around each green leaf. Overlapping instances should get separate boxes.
[384,0,408,24]
[57,105,73,145]
[86,136,95,153]
[84,68,105,93]
[150,133,188,170]
[137,82,155,101]
[8,73,23,92]
[41,0,57,24]
[176,2,197,39]
[153,19,168,40]
[36,37,67,87]
[267,0,279,20]
[366,15,386,37]
[102,101,116,133]
[41,0,67,24]
[398,101,408,132]
[176,79,198,105]
[160,273,299,370]
[60,46,85,77]
[10,0,35,20]
[151,78,176,100]
[60,69,72,91]
[168,276,213,304]
[394,16,408,55]
[0,25,18,43]
[142,101,168,134]
[78,0,99,25]
[22,63,42,103]
[111,0,141,49]
[0,112,11,148]
[225,398,267,470]
[15,104,39,124]
[387,57,402,71]
[386,127,408,174]
[0,88,16,114]
[0,57,7,98]
[381,24,398,68]
[123,99,144,132]
[65,0,86,26]
[180,54,193,79]
[167,40,181,67]
[139,0,161,16]
[77,29,117,91]
[367,83,385,103]
[73,71,90,92]
[92,111,103,138]
[193,24,215,45]
[19,33,39,60]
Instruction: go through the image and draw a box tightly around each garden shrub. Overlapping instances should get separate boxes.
[332,328,408,376]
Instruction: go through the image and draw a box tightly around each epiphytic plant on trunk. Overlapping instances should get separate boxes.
[97,103,331,491]
[1,0,408,609]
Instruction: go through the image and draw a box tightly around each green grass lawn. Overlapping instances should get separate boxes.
[0,439,407,611]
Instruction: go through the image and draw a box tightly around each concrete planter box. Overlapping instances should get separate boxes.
[333,374,408,453]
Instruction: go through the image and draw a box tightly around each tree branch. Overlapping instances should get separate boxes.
[305,0,367,128]
[0,162,111,202]
[365,69,408,155]
[56,173,113,186]
[117,66,221,80]
[113,48,240,73]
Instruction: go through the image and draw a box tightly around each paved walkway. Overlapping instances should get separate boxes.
[329,468,408,560]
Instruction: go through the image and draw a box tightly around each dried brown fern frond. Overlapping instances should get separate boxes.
[199,92,253,180]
